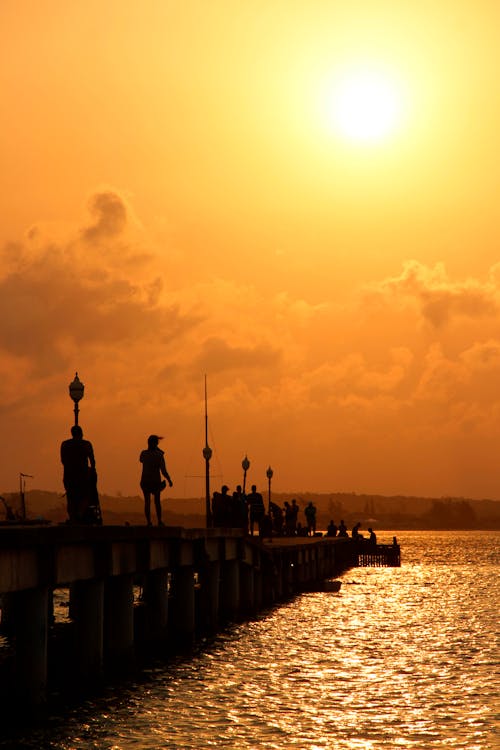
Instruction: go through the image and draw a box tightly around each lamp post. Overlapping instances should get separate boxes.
[69,372,84,425]
[203,443,212,527]
[203,375,212,527]
[266,466,273,513]
[242,455,250,495]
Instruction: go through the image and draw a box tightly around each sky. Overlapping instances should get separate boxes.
[1,1,500,501]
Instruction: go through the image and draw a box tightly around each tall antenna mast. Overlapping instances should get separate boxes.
[202,374,213,527]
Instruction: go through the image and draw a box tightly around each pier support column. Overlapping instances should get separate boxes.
[13,586,49,708]
[239,563,255,615]
[104,574,134,670]
[254,567,263,610]
[71,579,104,680]
[197,561,220,633]
[274,556,284,600]
[170,565,195,648]
[141,569,169,644]
[220,559,240,621]
[283,555,295,597]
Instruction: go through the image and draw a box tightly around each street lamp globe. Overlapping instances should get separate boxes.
[69,373,84,403]
[69,372,84,425]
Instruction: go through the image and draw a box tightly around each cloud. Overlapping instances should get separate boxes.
[81,190,128,242]
[193,336,282,374]
[366,260,498,326]
[0,190,197,375]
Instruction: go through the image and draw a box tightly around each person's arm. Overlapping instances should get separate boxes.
[160,455,173,486]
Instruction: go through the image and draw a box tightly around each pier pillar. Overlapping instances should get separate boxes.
[13,586,49,708]
[220,559,240,620]
[254,567,263,609]
[274,555,284,600]
[71,579,104,680]
[239,563,255,614]
[311,549,319,583]
[104,574,134,669]
[141,569,169,644]
[170,565,195,647]
[197,561,220,633]
[283,555,295,597]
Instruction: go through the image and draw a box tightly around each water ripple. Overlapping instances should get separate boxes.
[2,531,499,749]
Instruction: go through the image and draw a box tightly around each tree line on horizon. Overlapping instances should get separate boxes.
[2,489,500,530]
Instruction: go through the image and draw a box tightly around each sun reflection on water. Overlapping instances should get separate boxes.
[1,531,498,749]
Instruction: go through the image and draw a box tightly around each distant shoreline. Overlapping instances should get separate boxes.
[1,489,499,531]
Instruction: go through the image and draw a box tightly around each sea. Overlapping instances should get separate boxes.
[1,530,498,749]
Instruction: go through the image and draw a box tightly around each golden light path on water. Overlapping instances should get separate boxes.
[3,531,499,749]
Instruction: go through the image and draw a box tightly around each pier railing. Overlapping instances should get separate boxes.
[356,542,401,567]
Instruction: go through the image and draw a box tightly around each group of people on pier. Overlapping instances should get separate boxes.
[211,486,320,538]
[326,519,377,545]
[59,425,379,546]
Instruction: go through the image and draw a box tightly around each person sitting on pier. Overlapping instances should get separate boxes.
[304,501,317,536]
[247,484,265,535]
[60,425,99,524]
[338,519,348,537]
[351,522,362,540]
[368,527,377,545]
[326,519,338,537]
[139,434,173,526]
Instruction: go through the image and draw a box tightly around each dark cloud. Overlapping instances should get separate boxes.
[81,190,128,242]
[0,236,197,375]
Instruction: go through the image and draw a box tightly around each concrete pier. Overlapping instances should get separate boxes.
[0,525,400,715]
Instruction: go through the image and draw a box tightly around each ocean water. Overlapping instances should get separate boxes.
[2,531,499,749]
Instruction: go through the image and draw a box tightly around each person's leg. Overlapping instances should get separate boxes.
[154,491,163,525]
[143,491,152,525]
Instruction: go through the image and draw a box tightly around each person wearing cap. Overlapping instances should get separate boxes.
[139,434,173,525]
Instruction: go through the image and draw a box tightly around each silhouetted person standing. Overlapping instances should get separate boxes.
[247,484,265,535]
[60,425,98,524]
[140,434,172,525]
[305,501,317,536]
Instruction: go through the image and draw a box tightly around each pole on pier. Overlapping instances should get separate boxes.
[266,466,273,513]
[202,375,213,528]
[241,455,250,495]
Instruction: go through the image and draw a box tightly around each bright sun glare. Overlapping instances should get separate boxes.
[327,67,405,144]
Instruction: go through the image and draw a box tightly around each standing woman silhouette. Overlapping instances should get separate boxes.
[139,434,173,525]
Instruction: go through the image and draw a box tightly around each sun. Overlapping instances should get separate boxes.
[326,67,405,144]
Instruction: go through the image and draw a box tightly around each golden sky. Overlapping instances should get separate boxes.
[1,1,500,501]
